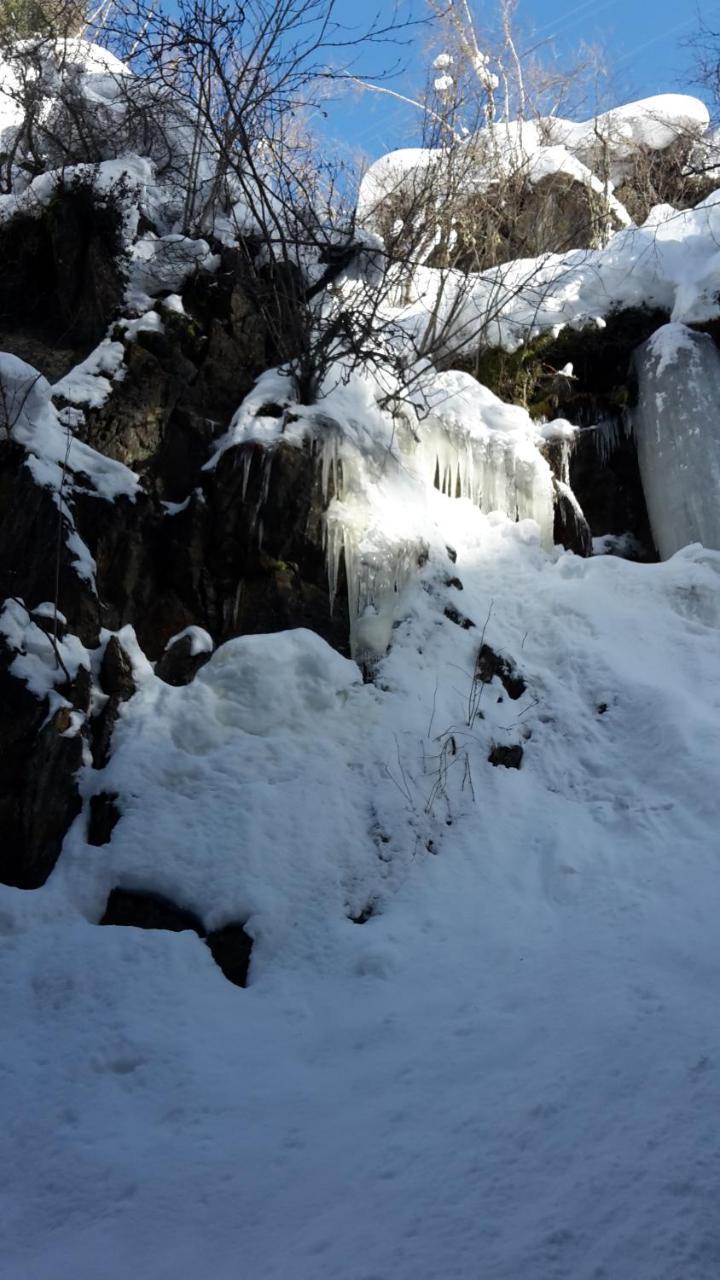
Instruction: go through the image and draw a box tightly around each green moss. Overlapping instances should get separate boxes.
[459,306,671,423]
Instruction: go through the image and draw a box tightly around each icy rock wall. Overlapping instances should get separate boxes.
[633,323,720,558]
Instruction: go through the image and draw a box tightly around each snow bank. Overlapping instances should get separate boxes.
[3,505,720,1280]
[392,186,720,355]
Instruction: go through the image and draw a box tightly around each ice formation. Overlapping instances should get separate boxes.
[633,323,720,559]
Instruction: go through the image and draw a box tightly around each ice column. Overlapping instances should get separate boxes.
[633,323,720,558]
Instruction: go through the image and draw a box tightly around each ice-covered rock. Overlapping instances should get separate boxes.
[633,323,720,558]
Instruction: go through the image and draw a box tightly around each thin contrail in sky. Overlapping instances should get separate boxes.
[531,0,623,41]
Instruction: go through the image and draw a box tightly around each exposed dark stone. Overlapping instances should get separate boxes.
[31,607,67,640]
[0,440,100,647]
[597,702,608,715]
[66,663,93,714]
[446,576,463,590]
[446,545,458,563]
[99,636,136,700]
[349,903,376,925]
[552,477,593,557]
[0,700,83,889]
[475,644,526,700]
[100,887,204,933]
[444,605,475,629]
[87,792,121,846]
[488,743,524,769]
[569,426,657,559]
[68,438,351,660]
[0,636,89,888]
[90,695,122,770]
[375,168,622,273]
[205,923,254,988]
[100,888,253,987]
[469,308,670,425]
[0,179,125,378]
[155,633,212,687]
[80,341,183,474]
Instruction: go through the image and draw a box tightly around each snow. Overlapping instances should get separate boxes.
[1,353,139,502]
[2,512,720,1279]
[390,186,720,355]
[163,625,214,658]
[53,338,126,409]
[127,234,220,313]
[359,95,709,224]
[0,598,89,699]
[633,323,720,558]
[1,352,138,588]
[3,37,720,1280]
[209,363,554,659]
[546,94,710,177]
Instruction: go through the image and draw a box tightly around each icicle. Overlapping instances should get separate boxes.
[413,417,554,547]
[246,450,274,542]
[324,489,423,661]
[240,449,253,501]
[319,432,343,503]
[591,418,622,466]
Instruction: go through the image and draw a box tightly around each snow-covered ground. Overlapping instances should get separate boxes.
[2,36,720,1280]
[2,494,720,1280]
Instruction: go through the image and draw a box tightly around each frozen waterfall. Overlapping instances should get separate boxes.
[633,323,720,560]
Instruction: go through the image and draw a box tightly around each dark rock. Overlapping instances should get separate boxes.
[374,168,623,273]
[348,903,376,925]
[446,545,457,563]
[205,923,253,988]
[99,636,136,700]
[472,308,669,426]
[69,437,351,660]
[100,887,204,933]
[0,179,125,377]
[488,743,524,769]
[0,440,100,647]
[475,644,526,700]
[155,633,212,687]
[90,694,122,770]
[569,426,657,559]
[444,605,475,629]
[31,607,67,640]
[66,663,93,714]
[446,576,463,590]
[0,635,89,888]
[553,477,593,557]
[87,793,121,847]
[100,888,253,987]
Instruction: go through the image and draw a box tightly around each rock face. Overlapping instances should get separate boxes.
[488,743,523,769]
[568,427,656,558]
[370,169,618,273]
[0,227,351,890]
[0,178,125,379]
[100,888,254,987]
[155,633,212,687]
[0,642,86,888]
[475,644,526,701]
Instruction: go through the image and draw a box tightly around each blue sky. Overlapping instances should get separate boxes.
[322,0,720,160]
